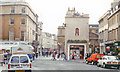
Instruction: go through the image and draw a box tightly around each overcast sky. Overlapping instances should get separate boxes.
[26,0,113,34]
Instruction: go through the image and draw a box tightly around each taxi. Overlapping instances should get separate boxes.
[7,54,32,72]
[97,55,120,69]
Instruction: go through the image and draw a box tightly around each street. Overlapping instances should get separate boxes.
[31,56,117,70]
[1,56,120,72]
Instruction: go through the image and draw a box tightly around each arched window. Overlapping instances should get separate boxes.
[75,28,79,36]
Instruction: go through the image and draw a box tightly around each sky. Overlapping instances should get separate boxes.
[26,0,113,34]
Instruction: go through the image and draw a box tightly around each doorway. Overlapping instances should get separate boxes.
[70,45,84,60]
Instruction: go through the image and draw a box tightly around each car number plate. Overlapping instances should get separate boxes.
[16,70,24,72]
[112,62,117,64]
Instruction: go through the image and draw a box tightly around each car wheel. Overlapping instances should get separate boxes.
[97,63,100,67]
[117,66,120,69]
[102,64,106,68]
[85,60,88,64]
[91,61,94,65]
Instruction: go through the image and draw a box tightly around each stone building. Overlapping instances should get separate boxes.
[0,0,39,43]
[65,8,89,60]
[89,24,99,53]
[57,25,65,53]
[98,0,120,55]
[98,11,109,53]
[42,32,57,50]
[106,0,120,55]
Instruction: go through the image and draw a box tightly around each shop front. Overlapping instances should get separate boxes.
[69,45,84,59]
[105,41,120,56]
[67,43,87,60]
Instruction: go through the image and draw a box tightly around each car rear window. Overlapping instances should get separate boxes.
[108,56,117,60]
[20,56,28,63]
[11,56,19,63]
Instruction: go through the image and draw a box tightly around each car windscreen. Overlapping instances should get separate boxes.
[11,56,19,63]
[20,56,28,63]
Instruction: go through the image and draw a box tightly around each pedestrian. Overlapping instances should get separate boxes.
[57,53,60,59]
[42,51,43,56]
[32,52,35,61]
[103,52,105,55]
[36,52,38,58]
[55,51,57,55]
[117,52,120,60]
[63,53,67,61]
[39,51,40,56]
[52,52,56,61]
[72,53,75,60]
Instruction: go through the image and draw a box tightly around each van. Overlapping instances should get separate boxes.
[8,54,32,72]
[85,53,104,65]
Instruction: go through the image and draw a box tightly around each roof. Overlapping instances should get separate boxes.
[11,54,28,56]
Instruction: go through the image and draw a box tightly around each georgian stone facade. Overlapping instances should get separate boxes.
[0,0,39,43]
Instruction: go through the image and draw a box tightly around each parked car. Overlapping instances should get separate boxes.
[97,55,120,69]
[7,54,32,72]
[85,53,104,65]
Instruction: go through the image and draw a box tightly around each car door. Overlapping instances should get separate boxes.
[102,57,107,65]
[98,58,103,65]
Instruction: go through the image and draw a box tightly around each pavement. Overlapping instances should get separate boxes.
[0,64,7,72]
[37,55,86,63]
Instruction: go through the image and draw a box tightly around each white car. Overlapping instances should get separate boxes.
[97,55,120,69]
[8,54,32,72]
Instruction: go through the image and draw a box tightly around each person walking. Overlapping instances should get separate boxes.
[72,53,75,60]
[32,52,35,61]
[52,52,56,61]
[39,51,40,56]
[117,52,120,60]
[36,52,38,58]
[63,53,67,61]
[57,53,60,60]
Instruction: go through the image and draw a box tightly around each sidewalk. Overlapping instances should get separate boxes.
[33,55,64,61]
[33,55,85,63]
[70,59,85,63]
[0,64,7,72]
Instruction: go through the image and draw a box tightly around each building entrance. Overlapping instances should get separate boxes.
[70,45,84,60]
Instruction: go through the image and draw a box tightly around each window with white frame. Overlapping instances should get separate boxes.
[21,19,25,25]
[11,7,15,13]
[21,31,25,41]
[10,18,14,25]
[22,7,25,13]
[9,31,14,41]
